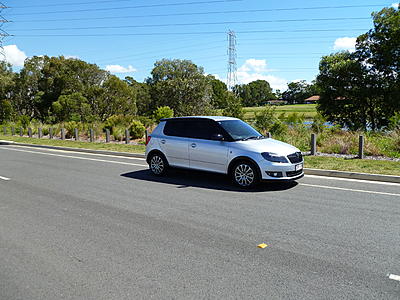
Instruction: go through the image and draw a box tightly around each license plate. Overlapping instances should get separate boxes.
[295,163,303,171]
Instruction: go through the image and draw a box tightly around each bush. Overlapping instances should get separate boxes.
[112,126,125,141]
[63,121,87,138]
[130,120,146,139]
[153,106,174,123]
[135,116,154,128]
[311,113,326,134]
[222,93,244,119]
[254,105,276,134]
[104,115,135,132]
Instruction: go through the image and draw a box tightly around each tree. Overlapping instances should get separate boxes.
[316,6,400,130]
[125,76,152,116]
[147,59,212,116]
[282,80,317,104]
[234,80,276,107]
[222,92,244,119]
[52,92,92,122]
[153,106,174,122]
[207,75,228,109]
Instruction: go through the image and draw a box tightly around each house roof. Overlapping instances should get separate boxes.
[305,95,320,101]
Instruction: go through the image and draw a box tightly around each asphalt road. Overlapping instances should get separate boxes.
[0,144,399,300]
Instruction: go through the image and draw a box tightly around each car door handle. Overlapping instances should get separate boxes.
[191,143,196,148]
[161,140,166,144]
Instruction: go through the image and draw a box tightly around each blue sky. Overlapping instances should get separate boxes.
[1,0,398,91]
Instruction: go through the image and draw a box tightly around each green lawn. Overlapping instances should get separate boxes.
[243,104,318,120]
[304,156,400,176]
[1,134,399,176]
[0,135,146,154]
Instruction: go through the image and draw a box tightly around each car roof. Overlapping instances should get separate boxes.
[160,116,239,122]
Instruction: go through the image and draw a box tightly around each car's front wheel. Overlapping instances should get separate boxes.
[231,161,260,188]
[149,153,168,176]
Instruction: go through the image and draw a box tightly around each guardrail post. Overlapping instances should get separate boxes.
[11,127,15,136]
[19,127,23,137]
[61,128,65,140]
[38,128,43,139]
[3,126,6,135]
[145,129,149,142]
[358,135,364,159]
[49,128,53,139]
[74,128,79,141]
[28,128,32,138]
[311,133,317,156]
[125,129,130,144]
[90,128,94,142]
[105,129,110,143]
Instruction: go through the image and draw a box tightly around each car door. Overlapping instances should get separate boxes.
[160,120,190,168]
[187,119,229,173]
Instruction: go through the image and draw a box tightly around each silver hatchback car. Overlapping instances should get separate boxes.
[145,116,304,188]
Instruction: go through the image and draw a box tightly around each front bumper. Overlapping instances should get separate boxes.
[258,160,305,181]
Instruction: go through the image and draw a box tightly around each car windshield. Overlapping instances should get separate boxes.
[218,120,263,141]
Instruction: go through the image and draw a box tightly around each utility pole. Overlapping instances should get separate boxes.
[0,2,10,61]
[226,30,237,92]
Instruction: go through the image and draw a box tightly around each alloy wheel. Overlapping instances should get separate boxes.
[234,164,255,187]
[150,155,164,175]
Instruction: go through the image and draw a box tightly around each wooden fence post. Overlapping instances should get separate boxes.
[311,133,317,156]
[105,129,110,143]
[358,135,365,159]
[125,129,130,144]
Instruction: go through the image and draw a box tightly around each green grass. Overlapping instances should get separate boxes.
[0,135,146,154]
[243,104,318,120]
[1,134,399,176]
[305,156,400,176]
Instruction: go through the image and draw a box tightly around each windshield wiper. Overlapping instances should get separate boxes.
[237,136,263,141]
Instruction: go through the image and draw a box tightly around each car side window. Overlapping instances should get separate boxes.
[163,120,188,137]
[186,120,223,140]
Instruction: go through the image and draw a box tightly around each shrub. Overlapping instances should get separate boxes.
[311,113,326,134]
[135,116,154,128]
[254,105,276,134]
[112,126,125,141]
[130,120,146,139]
[222,93,244,119]
[153,106,174,123]
[63,121,87,138]
[104,115,135,132]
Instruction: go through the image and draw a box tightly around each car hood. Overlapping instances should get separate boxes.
[231,138,300,155]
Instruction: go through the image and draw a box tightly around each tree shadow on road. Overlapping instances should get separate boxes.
[121,169,298,193]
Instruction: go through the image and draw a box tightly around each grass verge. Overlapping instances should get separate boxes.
[304,156,400,176]
[1,135,399,176]
[0,135,146,154]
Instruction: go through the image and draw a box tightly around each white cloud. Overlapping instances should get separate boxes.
[333,37,357,52]
[1,45,27,67]
[105,64,137,74]
[392,3,399,8]
[237,59,287,91]
[65,55,80,59]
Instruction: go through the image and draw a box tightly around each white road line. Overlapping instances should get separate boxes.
[301,183,400,197]
[388,274,400,282]
[0,147,148,167]
[0,176,10,181]
[3,145,146,161]
[305,175,400,186]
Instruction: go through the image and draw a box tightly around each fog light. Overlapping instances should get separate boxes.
[266,171,283,178]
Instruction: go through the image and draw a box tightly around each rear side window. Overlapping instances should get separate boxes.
[164,120,188,137]
[163,119,225,140]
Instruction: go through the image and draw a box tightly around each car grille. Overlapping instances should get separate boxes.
[287,152,303,164]
[286,170,303,177]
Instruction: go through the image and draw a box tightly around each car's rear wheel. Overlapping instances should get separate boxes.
[149,153,168,176]
[231,161,260,188]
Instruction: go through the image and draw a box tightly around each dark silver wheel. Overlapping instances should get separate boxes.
[149,153,168,176]
[231,161,259,188]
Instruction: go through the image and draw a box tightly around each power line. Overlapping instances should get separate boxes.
[11,4,388,22]
[0,1,10,60]
[13,0,153,9]
[15,28,369,37]
[10,17,371,32]
[11,0,243,16]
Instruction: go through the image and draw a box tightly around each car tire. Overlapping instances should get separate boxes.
[231,160,260,189]
[148,152,168,176]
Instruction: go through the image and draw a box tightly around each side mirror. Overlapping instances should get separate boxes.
[211,133,224,141]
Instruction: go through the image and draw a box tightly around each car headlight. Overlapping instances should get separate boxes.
[261,152,288,163]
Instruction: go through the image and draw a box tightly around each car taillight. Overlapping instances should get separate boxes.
[146,136,151,146]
